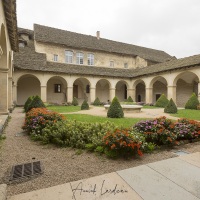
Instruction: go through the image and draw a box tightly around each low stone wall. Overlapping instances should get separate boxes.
[104,104,143,113]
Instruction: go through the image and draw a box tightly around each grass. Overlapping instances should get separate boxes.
[47,106,80,113]
[142,105,161,109]
[64,114,146,128]
[171,109,200,121]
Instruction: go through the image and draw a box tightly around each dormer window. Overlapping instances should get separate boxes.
[76,52,84,65]
[87,53,94,65]
[53,54,58,62]
[18,40,27,48]
[110,61,114,67]
[124,63,128,68]
[65,50,73,63]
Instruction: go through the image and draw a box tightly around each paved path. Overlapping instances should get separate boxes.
[8,152,200,200]
[61,106,179,120]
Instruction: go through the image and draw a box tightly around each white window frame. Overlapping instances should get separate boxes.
[87,53,94,65]
[76,52,84,65]
[53,54,58,62]
[65,50,73,63]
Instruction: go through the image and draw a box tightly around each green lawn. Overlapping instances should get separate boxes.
[171,109,200,121]
[64,114,146,128]
[47,106,81,113]
[142,105,161,109]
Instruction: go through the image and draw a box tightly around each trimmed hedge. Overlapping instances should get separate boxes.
[155,94,169,108]
[185,93,199,110]
[81,100,89,110]
[127,96,134,102]
[72,97,79,106]
[107,97,124,118]
[93,97,101,106]
[27,95,45,112]
[24,96,34,112]
[164,98,177,114]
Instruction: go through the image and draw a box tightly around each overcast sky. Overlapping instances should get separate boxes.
[17,0,200,58]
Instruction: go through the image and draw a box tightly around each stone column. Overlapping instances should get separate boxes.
[127,89,136,101]
[145,87,153,104]
[109,88,115,101]
[167,85,176,104]
[12,84,17,105]
[90,87,96,103]
[0,68,9,114]
[67,86,73,102]
[8,77,13,110]
[40,85,47,102]
[198,82,200,102]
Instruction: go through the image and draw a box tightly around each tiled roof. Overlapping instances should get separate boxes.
[3,0,18,52]
[34,24,173,63]
[14,28,200,78]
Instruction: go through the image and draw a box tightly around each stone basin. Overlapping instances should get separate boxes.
[104,104,143,113]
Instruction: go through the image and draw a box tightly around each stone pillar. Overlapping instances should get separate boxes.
[145,87,153,104]
[8,77,13,110]
[0,68,9,114]
[40,85,47,102]
[167,85,176,104]
[127,89,136,101]
[67,86,73,102]
[90,87,96,103]
[12,84,17,105]
[109,88,115,101]
[198,82,200,102]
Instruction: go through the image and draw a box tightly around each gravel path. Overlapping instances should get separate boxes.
[0,107,200,196]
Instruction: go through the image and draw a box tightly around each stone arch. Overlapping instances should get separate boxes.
[96,79,111,103]
[73,77,91,104]
[150,76,168,103]
[17,74,41,105]
[173,71,199,107]
[115,80,129,101]
[134,79,146,103]
[47,76,68,104]
[0,24,7,67]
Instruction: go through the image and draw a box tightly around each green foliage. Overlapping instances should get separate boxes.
[27,95,45,112]
[107,97,124,118]
[85,143,96,151]
[164,98,177,114]
[81,100,89,110]
[127,96,134,102]
[93,97,101,106]
[24,96,34,112]
[185,93,199,110]
[155,94,169,108]
[47,106,80,113]
[95,146,104,154]
[72,97,79,106]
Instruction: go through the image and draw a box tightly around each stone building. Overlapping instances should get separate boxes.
[13,24,200,107]
[0,0,18,114]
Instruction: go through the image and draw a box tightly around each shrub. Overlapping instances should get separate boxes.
[22,108,65,134]
[27,95,45,112]
[72,97,79,106]
[24,96,34,112]
[155,94,169,108]
[185,93,199,110]
[103,129,143,159]
[135,116,177,145]
[81,100,89,110]
[107,97,124,118]
[93,97,101,106]
[127,96,134,102]
[164,98,177,114]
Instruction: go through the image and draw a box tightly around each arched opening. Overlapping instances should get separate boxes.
[151,76,167,103]
[135,80,146,103]
[0,24,7,67]
[116,81,128,102]
[174,71,199,107]
[17,74,41,105]
[96,79,111,103]
[73,78,91,104]
[47,76,67,104]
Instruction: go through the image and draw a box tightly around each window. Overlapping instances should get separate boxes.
[19,42,25,48]
[124,63,128,68]
[87,53,94,65]
[54,84,61,93]
[86,85,90,93]
[110,61,114,67]
[65,50,73,63]
[76,52,84,64]
[53,54,58,62]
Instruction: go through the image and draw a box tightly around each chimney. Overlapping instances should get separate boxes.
[96,31,100,40]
